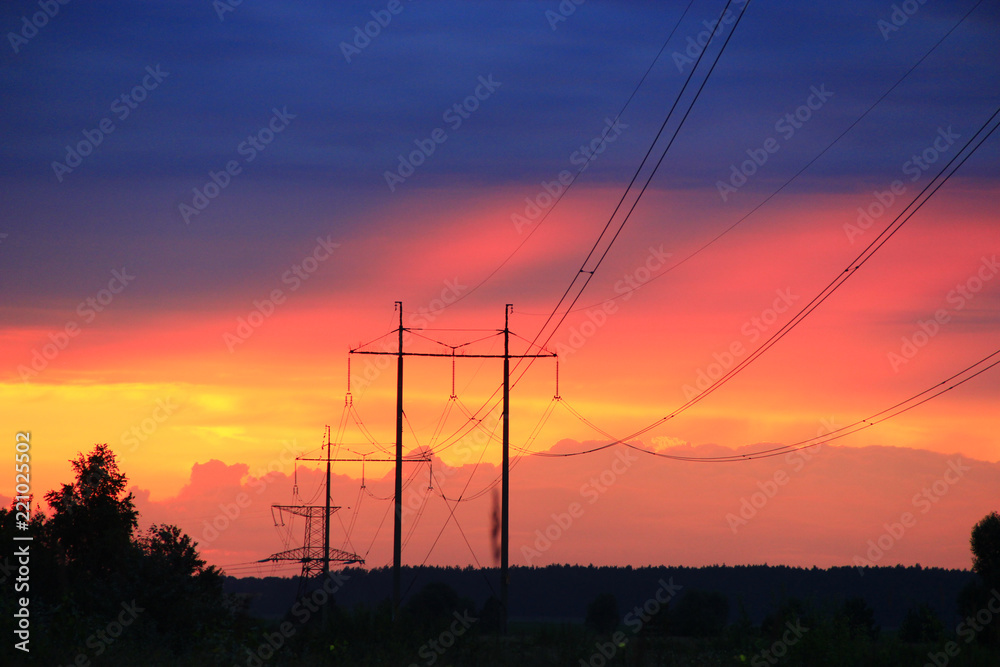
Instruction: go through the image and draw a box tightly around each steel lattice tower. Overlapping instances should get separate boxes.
[261,505,363,580]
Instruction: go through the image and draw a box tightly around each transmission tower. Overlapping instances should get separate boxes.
[261,505,363,579]
[260,426,364,599]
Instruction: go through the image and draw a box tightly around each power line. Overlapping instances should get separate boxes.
[525,0,988,316]
[520,0,751,375]
[538,104,1000,458]
[537,347,1000,462]
[440,0,698,311]
[652,107,1000,425]
[428,0,752,452]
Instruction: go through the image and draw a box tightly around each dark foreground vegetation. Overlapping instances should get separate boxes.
[3,445,999,666]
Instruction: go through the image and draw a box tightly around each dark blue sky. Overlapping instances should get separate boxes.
[1,0,997,309]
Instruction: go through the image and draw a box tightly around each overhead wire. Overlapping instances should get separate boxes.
[535,108,1000,458]
[439,0,699,311]
[520,0,988,316]
[518,0,750,370]
[507,2,996,449]
[336,510,359,555]
[425,0,753,468]
[538,347,1000,461]
[294,2,997,586]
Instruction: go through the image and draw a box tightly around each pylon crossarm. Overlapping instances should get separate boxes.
[351,350,555,358]
[261,546,363,565]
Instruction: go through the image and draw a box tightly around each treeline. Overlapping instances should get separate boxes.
[227,563,983,629]
[224,562,1000,666]
[224,565,979,629]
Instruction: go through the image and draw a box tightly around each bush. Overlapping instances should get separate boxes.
[585,592,619,634]
[899,602,944,643]
[671,590,729,637]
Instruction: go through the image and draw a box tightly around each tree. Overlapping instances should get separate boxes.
[898,602,944,643]
[402,582,474,635]
[43,444,139,606]
[478,595,504,633]
[671,590,729,637]
[971,512,1000,588]
[964,512,1000,645]
[28,444,235,659]
[762,598,813,641]
[584,592,619,634]
[837,596,879,640]
[138,524,228,649]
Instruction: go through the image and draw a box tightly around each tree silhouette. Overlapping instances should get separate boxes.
[584,592,619,634]
[7,444,237,660]
[898,602,944,643]
[971,512,1000,589]
[138,523,227,648]
[964,512,1000,645]
[671,590,729,637]
[402,581,474,635]
[40,443,141,620]
[837,596,879,640]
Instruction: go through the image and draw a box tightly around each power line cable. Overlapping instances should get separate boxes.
[441,0,698,310]
[535,106,1000,458]
[538,347,1000,461]
[524,0,988,316]
[518,0,750,376]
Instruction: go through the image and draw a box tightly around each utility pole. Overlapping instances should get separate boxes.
[263,427,363,609]
[394,301,404,619]
[350,302,554,631]
[324,424,332,579]
[501,304,511,634]
[294,430,427,617]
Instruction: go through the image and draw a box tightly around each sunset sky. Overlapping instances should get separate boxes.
[2,0,998,577]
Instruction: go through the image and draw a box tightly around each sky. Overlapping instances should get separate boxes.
[1,0,999,577]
